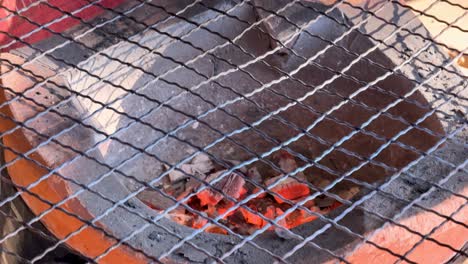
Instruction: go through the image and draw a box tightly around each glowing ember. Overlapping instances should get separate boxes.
[138,151,350,236]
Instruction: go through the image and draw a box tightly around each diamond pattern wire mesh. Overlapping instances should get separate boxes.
[0,0,466,263]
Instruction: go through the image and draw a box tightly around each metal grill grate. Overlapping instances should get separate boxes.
[0,0,466,263]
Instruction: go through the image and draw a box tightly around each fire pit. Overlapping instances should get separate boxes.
[0,0,466,263]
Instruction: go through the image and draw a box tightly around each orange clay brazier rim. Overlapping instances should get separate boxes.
[0,0,467,263]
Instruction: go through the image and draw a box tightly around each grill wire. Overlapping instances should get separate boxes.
[0,0,466,263]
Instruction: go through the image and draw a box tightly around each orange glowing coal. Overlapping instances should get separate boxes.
[139,151,345,236]
[144,179,341,235]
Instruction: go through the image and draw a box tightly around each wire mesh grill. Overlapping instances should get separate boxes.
[0,0,466,263]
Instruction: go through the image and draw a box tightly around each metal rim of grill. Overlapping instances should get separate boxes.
[0,0,466,263]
